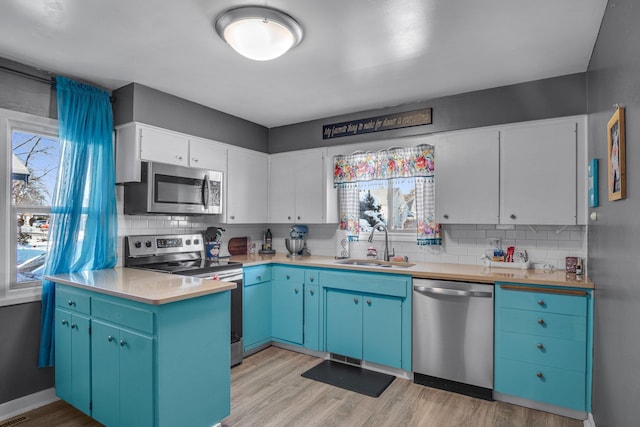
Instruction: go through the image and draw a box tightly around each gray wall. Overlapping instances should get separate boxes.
[113,83,269,153]
[587,1,640,425]
[0,63,55,405]
[269,73,587,153]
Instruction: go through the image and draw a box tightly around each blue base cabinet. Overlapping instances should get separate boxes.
[272,266,304,345]
[54,287,91,416]
[321,270,410,371]
[54,283,231,427]
[243,265,272,351]
[494,283,593,414]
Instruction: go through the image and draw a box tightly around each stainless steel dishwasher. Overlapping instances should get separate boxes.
[412,279,494,400]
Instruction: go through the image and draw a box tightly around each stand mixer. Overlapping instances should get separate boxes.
[285,225,311,257]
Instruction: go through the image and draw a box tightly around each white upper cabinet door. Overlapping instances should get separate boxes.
[189,139,227,172]
[435,129,500,224]
[227,148,269,224]
[294,149,325,223]
[500,121,577,225]
[269,149,325,224]
[139,126,189,167]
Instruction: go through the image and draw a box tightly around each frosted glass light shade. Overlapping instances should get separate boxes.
[216,7,303,61]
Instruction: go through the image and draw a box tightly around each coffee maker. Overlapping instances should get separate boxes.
[285,225,310,257]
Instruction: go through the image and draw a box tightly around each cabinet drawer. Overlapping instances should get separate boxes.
[498,332,586,372]
[500,308,586,341]
[272,266,304,283]
[92,298,154,334]
[244,266,271,286]
[499,285,588,316]
[495,358,586,411]
[56,286,91,315]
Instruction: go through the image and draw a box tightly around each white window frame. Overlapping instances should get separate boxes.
[0,108,58,306]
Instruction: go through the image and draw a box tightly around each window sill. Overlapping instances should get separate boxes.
[0,291,41,308]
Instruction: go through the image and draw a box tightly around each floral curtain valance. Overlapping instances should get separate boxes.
[333,144,434,187]
[334,144,441,246]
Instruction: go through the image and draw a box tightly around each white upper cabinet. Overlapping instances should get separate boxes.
[189,138,227,172]
[226,148,269,224]
[269,148,326,224]
[500,120,577,225]
[435,129,500,224]
[115,123,228,183]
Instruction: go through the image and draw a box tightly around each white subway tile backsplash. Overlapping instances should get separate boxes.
[506,230,526,239]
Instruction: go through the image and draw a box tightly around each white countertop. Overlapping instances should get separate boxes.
[46,267,236,305]
[230,253,594,289]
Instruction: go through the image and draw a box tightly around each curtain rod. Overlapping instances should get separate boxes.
[0,64,115,103]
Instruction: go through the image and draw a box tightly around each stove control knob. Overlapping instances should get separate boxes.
[145,241,152,248]
[134,241,142,249]
[213,274,220,281]
[194,239,200,245]
[185,239,191,246]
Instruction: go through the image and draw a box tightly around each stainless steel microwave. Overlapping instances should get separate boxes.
[123,162,223,215]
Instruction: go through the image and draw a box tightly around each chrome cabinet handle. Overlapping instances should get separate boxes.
[537,299,545,306]
[294,288,299,293]
[176,155,183,160]
[256,275,262,281]
[536,343,544,350]
[443,214,449,219]
[366,299,371,305]
[297,216,301,220]
[70,323,77,329]
[119,340,126,347]
[309,276,314,282]
[108,336,114,342]
[536,372,544,379]
[230,215,235,220]
[537,318,545,325]
[510,214,516,220]
[354,297,359,303]
[286,274,290,279]
[287,216,291,220]
[68,300,75,306]
[61,320,69,326]
[310,289,315,295]
[192,158,198,162]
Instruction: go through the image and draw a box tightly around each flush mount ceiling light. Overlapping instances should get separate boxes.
[215,6,303,61]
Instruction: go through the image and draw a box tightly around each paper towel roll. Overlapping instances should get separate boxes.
[335,230,350,258]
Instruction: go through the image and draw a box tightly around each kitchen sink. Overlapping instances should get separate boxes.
[335,258,415,268]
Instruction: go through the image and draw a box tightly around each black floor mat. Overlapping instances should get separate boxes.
[301,360,395,397]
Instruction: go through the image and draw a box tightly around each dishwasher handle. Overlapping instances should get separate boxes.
[413,285,493,298]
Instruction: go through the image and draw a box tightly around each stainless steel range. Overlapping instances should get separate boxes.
[125,233,244,366]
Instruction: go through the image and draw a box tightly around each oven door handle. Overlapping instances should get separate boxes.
[217,274,243,282]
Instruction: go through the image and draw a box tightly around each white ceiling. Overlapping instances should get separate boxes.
[0,0,607,128]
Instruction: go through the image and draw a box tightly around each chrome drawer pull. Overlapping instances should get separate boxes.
[354,297,359,303]
[536,343,544,350]
[119,340,127,347]
[61,320,69,326]
[108,336,114,342]
[536,372,544,379]
[310,289,315,295]
[537,318,545,325]
[537,299,545,306]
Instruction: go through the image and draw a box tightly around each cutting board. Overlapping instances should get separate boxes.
[228,237,248,255]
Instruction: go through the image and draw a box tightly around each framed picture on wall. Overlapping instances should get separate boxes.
[607,106,626,201]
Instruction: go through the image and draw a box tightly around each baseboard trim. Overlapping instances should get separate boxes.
[0,388,58,422]
[584,412,596,427]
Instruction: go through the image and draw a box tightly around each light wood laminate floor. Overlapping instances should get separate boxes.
[10,346,583,427]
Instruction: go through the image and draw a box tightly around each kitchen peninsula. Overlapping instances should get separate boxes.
[46,268,235,427]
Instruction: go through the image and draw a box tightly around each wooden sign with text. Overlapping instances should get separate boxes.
[322,108,432,139]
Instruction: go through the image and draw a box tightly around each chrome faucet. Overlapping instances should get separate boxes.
[367,222,395,261]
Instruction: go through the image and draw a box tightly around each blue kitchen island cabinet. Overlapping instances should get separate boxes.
[50,269,233,427]
[54,286,91,415]
[494,282,593,418]
[321,270,410,371]
[243,265,272,352]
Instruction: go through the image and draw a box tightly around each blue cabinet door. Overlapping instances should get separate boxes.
[272,267,304,344]
[91,320,120,427]
[304,284,320,351]
[363,295,402,369]
[119,329,153,427]
[54,309,91,416]
[243,281,272,350]
[326,289,362,359]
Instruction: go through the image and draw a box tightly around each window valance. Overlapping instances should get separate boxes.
[333,144,434,187]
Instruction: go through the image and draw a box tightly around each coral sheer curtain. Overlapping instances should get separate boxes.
[333,145,441,245]
[38,76,117,367]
